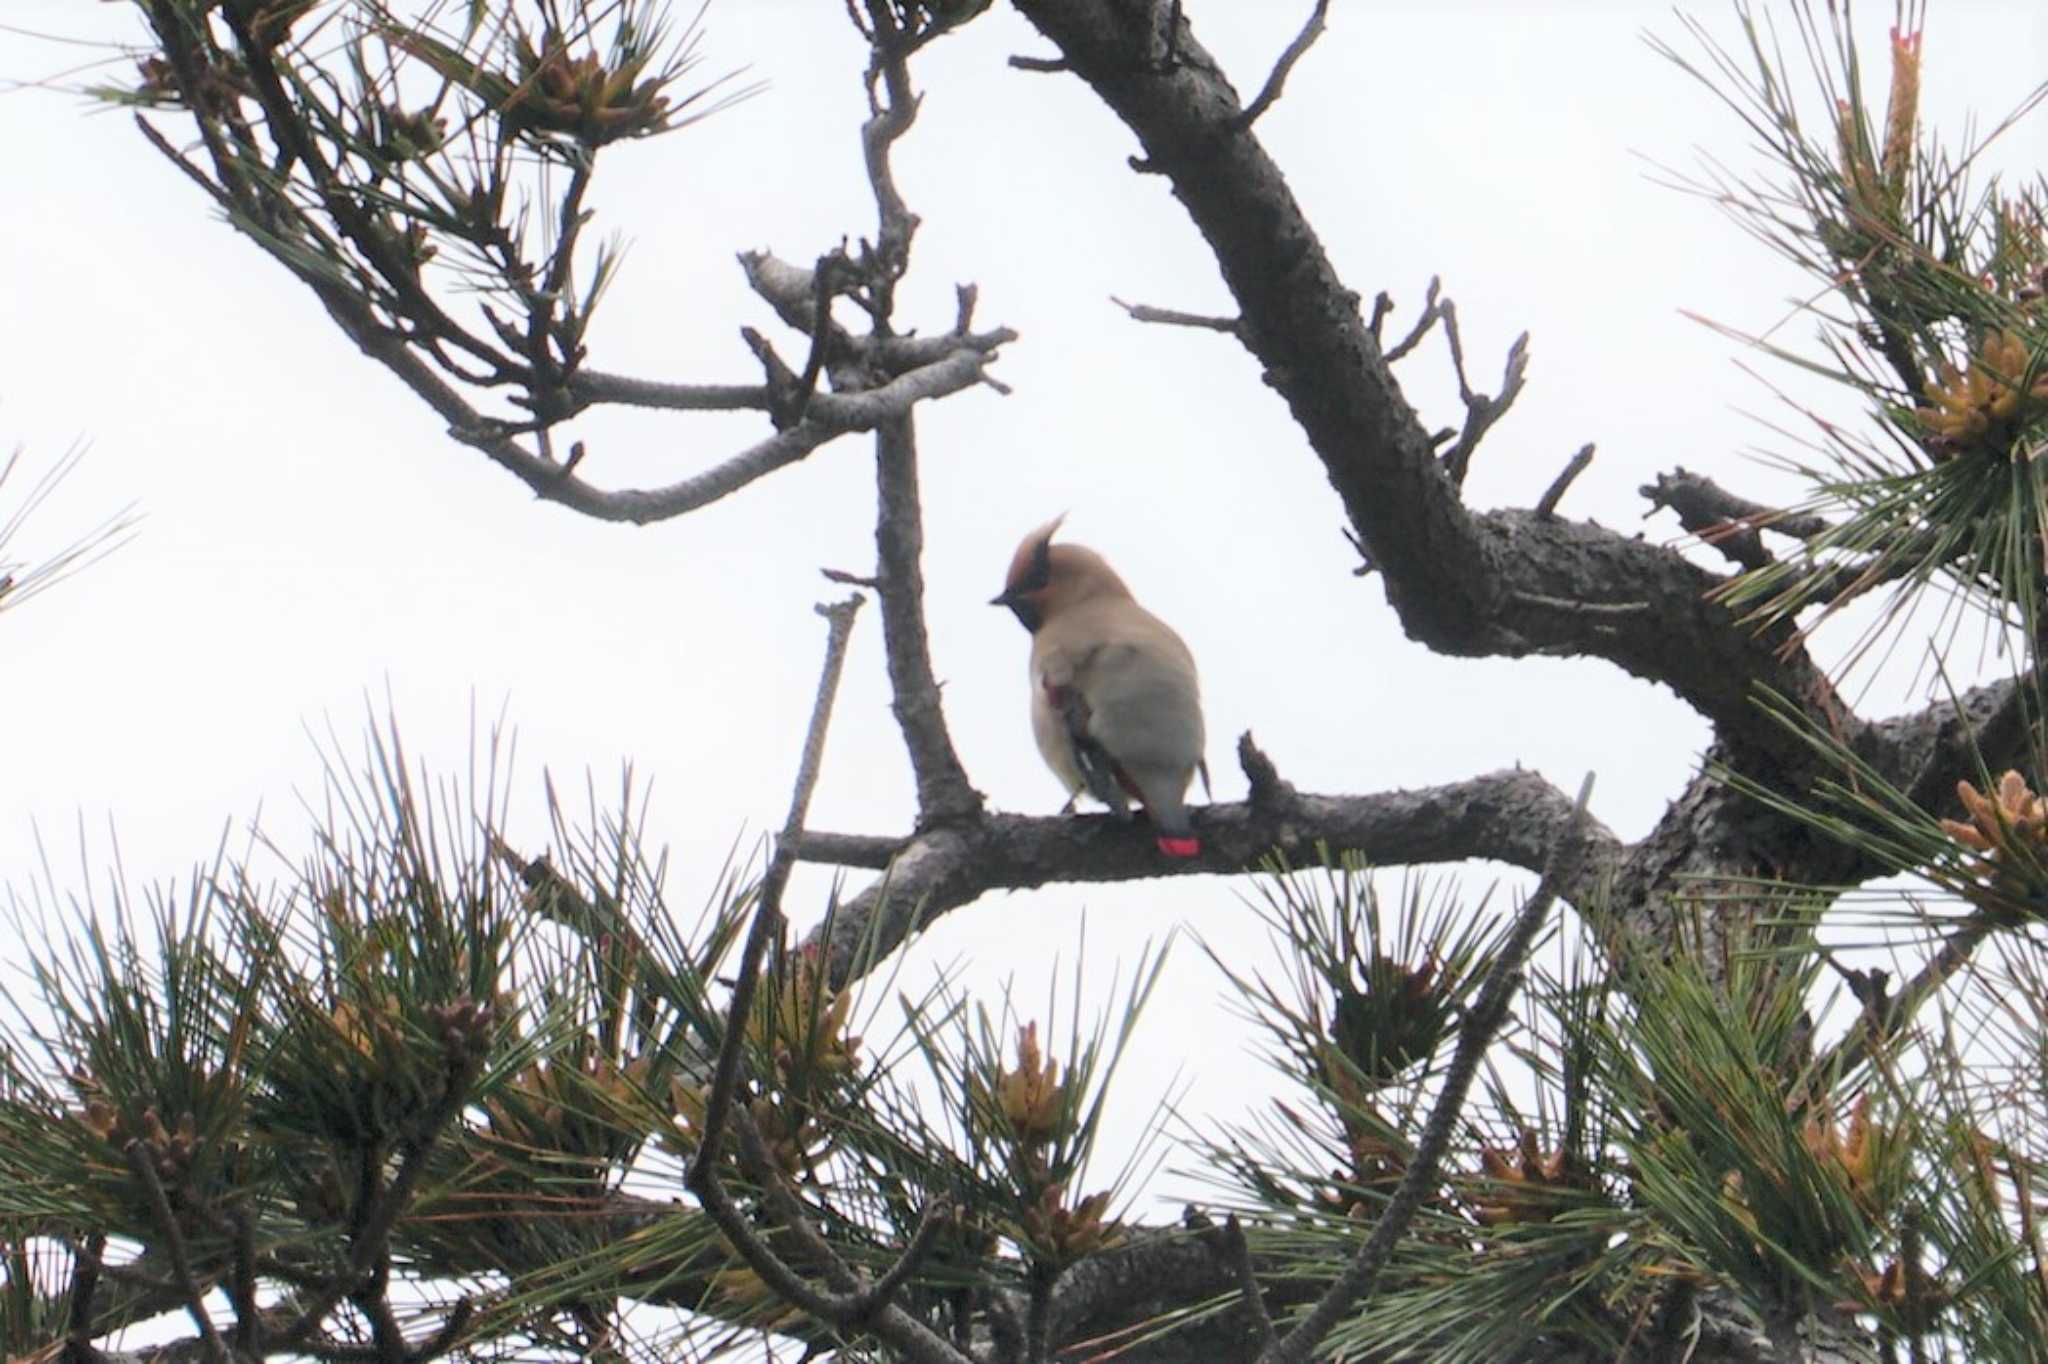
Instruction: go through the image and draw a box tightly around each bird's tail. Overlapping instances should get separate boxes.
[1143,787,1200,858]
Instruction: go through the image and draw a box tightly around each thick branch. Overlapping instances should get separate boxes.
[1009,0,1836,767]
[799,764,1615,984]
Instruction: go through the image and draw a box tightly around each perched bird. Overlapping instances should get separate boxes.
[991,518,1210,857]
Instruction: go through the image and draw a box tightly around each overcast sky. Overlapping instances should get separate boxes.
[3,2,2046,1211]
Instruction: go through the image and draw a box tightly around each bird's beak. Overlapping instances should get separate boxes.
[991,590,1040,632]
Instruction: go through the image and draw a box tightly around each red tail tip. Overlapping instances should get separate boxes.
[1156,836,1201,858]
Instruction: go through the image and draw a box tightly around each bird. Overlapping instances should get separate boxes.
[991,517,1210,857]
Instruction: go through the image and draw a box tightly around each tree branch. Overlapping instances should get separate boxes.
[1235,0,1331,131]
[1640,467,1830,571]
[874,416,984,823]
[689,596,864,1184]
[1535,443,1595,520]
[683,591,969,1364]
[800,762,1615,984]
[122,1142,228,1364]
[1111,296,1241,335]
[1008,0,1838,770]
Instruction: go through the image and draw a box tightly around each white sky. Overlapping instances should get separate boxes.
[3,1,2046,1221]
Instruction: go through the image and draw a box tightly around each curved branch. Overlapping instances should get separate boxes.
[1008,0,1838,766]
[325,280,998,523]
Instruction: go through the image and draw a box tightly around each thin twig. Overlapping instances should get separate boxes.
[1235,0,1331,129]
[688,595,865,1184]
[1442,300,1474,404]
[682,1103,970,1364]
[1536,443,1595,520]
[1367,291,1393,344]
[568,372,770,413]
[410,1298,475,1364]
[1813,913,1993,1081]
[1237,731,1295,813]
[123,1142,228,1364]
[857,1208,955,1322]
[1382,277,1444,363]
[1443,330,1530,486]
[1260,774,1599,1364]
[731,1108,952,1322]
[1342,525,1376,577]
[1009,54,1070,72]
[787,251,856,427]
[1110,296,1240,334]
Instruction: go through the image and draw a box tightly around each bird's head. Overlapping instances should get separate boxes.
[990,516,1131,633]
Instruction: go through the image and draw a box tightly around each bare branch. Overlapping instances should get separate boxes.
[1008,0,1841,773]
[1817,914,1994,1081]
[1235,0,1331,130]
[1111,296,1241,335]
[1639,467,1836,571]
[1535,443,1595,519]
[689,596,864,1184]
[567,373,771,412]
[681,598,966,1364]
[1382,277,1445,363]
[730,1108,954,1325]
[802,763,1617,984]
[1367,291,1394,344]
[1442,328,1530,486]
[874,416,984,822]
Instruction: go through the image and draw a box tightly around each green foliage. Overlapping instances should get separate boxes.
[0,721,750,1357]
[1600,941,1903,1297]
[90,1,760,447]
[1178,849,2048,1361]
[1192,864,1652,1362]
[0,444,137,621]
[1655,5,2048,655]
